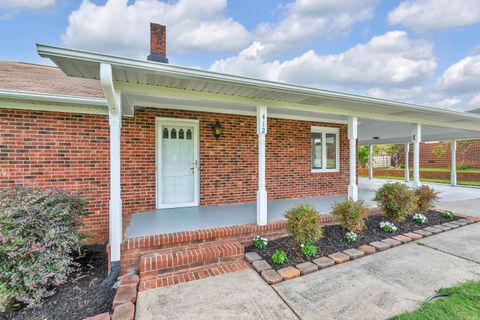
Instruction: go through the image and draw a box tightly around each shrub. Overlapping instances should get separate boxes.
[379,221,397,233]
[414,186,439,213]
[252,236,268,249]
[271,250,287,265]
[0,186,88,311]
[457,163,472,171]
[412,213,428,224]
[332,199,368,232]
[373,183,417,222]
[442,210,454,219]
[301,243,317,257]
[285,204,322,245]
[344,231,358,243]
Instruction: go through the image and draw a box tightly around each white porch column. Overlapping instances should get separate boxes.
[412,124,421,187]
[404,143,410,182]
[368,145,373,180]
[256,105,268,225]
[348,116,358,201]
[100,63,122,269]
[451,139,457,186]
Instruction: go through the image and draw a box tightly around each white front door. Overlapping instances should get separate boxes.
[157,118,199,208]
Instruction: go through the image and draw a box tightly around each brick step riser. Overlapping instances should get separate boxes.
[140,253,245,280]
[139,241,244,276]
[138,260,251,291]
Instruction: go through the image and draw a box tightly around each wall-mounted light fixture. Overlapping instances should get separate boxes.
[212,121,224,139]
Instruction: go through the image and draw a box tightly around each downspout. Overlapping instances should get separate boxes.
[100,63,122,283]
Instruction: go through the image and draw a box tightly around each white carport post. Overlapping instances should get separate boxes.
[100,63,122,272]
[451,139,457,186]
[368,145,373,179]
[412,124,421,188]
[348,116,358,201]
[256,105,268,225]
[404,143,410,183]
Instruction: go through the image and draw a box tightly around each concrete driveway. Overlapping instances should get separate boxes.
[136,223,480,320]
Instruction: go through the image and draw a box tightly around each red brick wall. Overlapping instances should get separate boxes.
[1,106,349,243]
[0,109,110,242]
[398,141,480,169]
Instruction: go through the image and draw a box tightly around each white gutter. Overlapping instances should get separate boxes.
[36,43,480,123]
[0,89,107,106]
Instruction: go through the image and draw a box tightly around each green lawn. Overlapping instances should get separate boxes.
[395,281,480,320]
[381,167,480,173]
[370,175,480,187]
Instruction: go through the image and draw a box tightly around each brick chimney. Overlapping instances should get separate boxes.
[147,23,168,63]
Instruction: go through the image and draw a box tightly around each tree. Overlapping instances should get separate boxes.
[431,140,474,168]
[358,146,369,168]
[373,144,405,168]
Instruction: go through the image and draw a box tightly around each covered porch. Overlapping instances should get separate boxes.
[124,177,480,238]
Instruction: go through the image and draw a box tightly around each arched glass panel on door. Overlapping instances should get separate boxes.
[179,129,184,139]
[162,128,169,139]
[171,128,177,139]
[186,129,192,140]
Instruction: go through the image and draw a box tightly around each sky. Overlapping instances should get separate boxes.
[0,0,479,112]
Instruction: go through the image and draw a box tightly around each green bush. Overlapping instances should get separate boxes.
[301,243,317,257]
[373,183,417,222]
[0,186,88,310]
[332,199,368,232]
[284,204,322,245]
[271,250,287,265]
[457,163,472,171]
[414,185,439,213]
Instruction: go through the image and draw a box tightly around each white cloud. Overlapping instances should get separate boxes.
[211,31,437,92]
[437,55,480,94]
[388,0,480,32]
[0,0,56,11]
[255,0,378,55]
[62,0,250,58]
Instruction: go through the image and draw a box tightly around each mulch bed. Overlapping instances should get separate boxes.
[0,244,116,320]
[247,211,461,270]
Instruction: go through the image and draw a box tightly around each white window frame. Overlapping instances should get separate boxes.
[311,126,340,173]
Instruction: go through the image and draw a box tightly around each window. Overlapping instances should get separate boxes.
[311,127,339,172]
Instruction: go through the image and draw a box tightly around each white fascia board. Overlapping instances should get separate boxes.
[0,90,107,107]
[36,44,480,125]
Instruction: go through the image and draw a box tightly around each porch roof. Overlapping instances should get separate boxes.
[37,44,480,144]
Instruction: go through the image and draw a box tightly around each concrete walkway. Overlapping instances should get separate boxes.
[136,223,480,320]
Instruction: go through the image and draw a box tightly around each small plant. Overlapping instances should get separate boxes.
[412,213,428,224]
[271,250,288,265]
[301,243,317,257]
[380,221,397,233]
[285,204,322,245]
[442,210,454,219]
[332,199,368,232]
[414,185,439,213]
[344,231,358,243]
[373,183,417,222]
[252,235,268,249]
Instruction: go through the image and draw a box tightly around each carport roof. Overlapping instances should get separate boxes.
[36,43,480,142]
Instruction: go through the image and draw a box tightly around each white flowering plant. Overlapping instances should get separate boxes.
[344,231,358,243]
[412,213,428,224]
[252,235,268,249]
[379,221,397,233]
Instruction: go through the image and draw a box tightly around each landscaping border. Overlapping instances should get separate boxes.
[246,218,478,285]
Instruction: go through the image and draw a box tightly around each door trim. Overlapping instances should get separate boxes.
[155,117,200,209]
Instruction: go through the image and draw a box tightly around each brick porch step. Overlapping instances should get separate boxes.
[139,259,250,291]
[139,240,245,288]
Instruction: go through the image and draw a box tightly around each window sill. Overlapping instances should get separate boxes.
[311,169,340,173]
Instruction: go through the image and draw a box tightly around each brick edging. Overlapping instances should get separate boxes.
[247,218,477,285]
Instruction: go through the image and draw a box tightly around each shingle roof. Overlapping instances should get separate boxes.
[0,61,104,99]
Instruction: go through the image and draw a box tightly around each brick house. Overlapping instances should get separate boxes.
[417,140,480,169]
[2,24,480,288]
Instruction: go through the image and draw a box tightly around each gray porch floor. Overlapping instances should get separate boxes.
[125,178,480,239]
